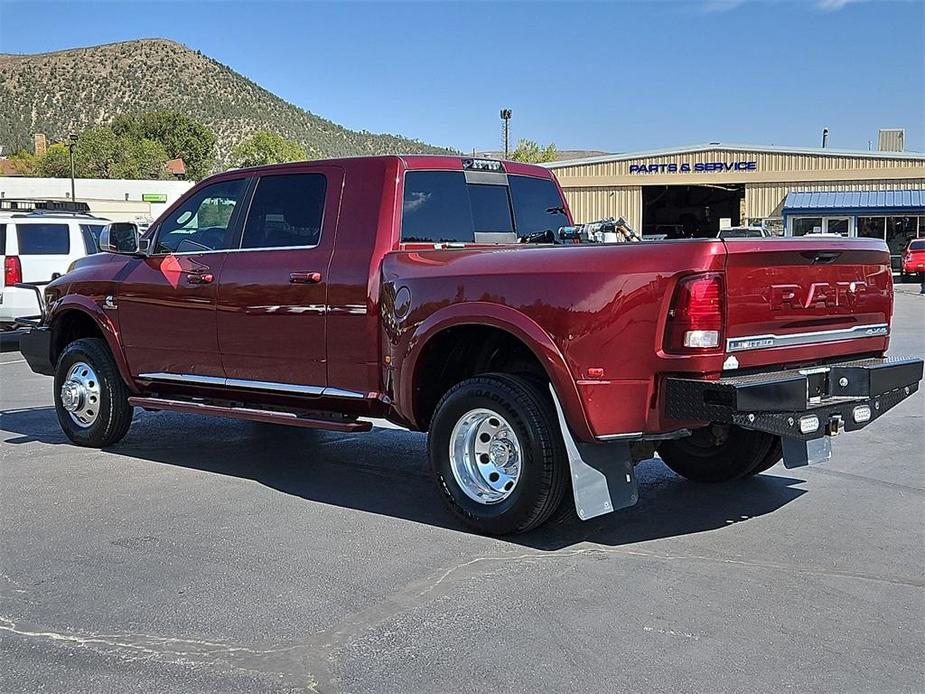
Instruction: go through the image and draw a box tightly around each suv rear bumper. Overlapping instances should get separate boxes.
[665,356,923,441]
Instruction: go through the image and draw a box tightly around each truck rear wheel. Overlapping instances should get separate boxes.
[54,338,133,448]
[428,373,567,535]
[657,424,777,483]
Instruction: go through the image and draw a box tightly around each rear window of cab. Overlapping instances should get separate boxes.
[400,171,568,244]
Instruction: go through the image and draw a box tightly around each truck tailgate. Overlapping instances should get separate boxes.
[722,238,892,368]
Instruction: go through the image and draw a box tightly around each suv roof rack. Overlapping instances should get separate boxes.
[0,199,92,213]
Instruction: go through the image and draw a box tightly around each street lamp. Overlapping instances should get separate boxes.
[67,133,78,202]
[500,109,512,158]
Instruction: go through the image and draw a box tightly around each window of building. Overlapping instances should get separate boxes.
[16,223,70,254]
[886,216,919,259]
[241,173,326,249]
[155,178,245,254]
[857,216,886,240]
[792,217,823,236]
[824,217,850,236]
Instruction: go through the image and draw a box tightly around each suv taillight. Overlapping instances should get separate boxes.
[4,256,22,286]
[664,272,725,353]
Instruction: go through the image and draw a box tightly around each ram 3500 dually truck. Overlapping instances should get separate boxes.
[17,156,923,535]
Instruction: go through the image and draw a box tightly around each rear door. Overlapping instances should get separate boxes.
[217,166,343,389]
[722,237,892,369]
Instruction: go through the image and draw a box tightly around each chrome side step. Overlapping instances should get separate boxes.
[127,396,372,433]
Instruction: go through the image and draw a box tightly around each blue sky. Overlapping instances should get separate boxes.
[1,0,923,153]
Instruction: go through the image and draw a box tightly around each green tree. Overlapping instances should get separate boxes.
[231,131,307,168]
[34,126,171,180]
[36,143,72,177]
[111,111,216,179]
[7,148,38,176]
[509,139,558,163]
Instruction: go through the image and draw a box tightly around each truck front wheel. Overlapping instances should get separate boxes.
[54,338,133,448]
[428,374,568,535]
[657,424,778,483]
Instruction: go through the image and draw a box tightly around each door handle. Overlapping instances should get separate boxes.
[289,272,322,284]
[186,272,214,285]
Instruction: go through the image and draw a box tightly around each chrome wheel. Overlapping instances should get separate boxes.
[60,361,101,428]
[449,408,523,505]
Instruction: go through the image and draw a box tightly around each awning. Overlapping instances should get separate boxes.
[782,190,925,217]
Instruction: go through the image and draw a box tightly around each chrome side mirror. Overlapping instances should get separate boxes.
[99,222,141,255]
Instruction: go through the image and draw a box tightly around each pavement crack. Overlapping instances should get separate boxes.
[0,615,318,691]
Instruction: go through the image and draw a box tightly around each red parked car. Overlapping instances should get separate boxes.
[17,156,923,534]
[900,238,925,281]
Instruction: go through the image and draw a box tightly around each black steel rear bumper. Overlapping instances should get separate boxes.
[665,357,923,441]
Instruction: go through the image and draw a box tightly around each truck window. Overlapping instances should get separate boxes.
[401,171,474,243]
[155,178,245,254]
[468,184,514,235]
[241,173,326,249]
[508,175,569,237]
[401,171,567,244]
[16,224,70,255]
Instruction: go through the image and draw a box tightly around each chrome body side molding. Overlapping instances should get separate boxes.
[137,372,366,399]
[726,323,888,353]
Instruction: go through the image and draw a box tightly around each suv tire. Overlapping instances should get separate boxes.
[657,424,777,483]
[54,338,133,448]
[428,373,567,535]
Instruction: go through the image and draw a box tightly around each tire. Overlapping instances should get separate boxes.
[657,424,776,483]
[428,373,568,535]
[742,436,783,476]
[54,337,133,448]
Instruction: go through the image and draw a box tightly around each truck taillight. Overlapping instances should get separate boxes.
[664,272,725,353]
[4,256,22,286]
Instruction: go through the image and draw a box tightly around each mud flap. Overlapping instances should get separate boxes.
[781,436,832,469]
[549,386,638,521]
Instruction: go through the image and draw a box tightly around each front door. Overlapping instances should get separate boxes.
[117,177,248,379]
[217,167,343,389]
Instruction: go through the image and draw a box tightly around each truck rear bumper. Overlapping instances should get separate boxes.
[665,356,923,441]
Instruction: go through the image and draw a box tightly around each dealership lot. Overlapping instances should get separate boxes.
[0,293,922,694]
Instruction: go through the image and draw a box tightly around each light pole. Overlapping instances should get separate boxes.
[68,133,78,201]
[500,109,512,158]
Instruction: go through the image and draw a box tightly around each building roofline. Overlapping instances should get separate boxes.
[545,143,925,168]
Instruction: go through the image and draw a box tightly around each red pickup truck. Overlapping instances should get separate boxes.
[18,156,923,535]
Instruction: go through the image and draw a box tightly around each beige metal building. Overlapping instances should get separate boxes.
[546,143,925,238]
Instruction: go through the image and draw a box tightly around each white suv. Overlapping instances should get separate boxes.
[1,213,108,329]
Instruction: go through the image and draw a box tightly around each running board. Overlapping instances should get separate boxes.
[127,397,372,433]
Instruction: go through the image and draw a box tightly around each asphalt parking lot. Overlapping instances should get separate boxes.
[1,291,923,694]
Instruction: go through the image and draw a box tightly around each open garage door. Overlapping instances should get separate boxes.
[643,184,745,238]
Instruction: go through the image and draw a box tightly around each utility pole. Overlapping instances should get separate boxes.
[500,109,512,158]
[68,133,79,201]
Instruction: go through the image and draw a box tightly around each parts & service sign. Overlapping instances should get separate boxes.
[629,161,758,174]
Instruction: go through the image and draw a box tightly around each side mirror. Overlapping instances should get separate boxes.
[99,222,142,255]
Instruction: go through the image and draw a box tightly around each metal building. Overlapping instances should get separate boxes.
[545,143,925,242]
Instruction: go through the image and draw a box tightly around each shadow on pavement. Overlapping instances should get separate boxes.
[1,406,806,550]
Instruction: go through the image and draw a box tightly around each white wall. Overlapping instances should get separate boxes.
[0,177,194,220]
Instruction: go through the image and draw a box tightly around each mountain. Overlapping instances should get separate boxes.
[0,39,455,171]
